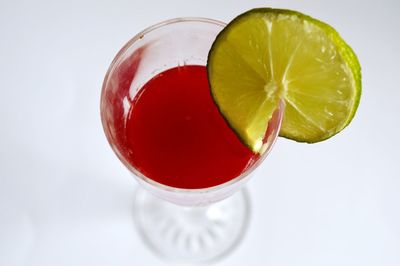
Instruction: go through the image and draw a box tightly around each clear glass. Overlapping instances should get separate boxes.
[100,17,284,206]
[100,17,284,263]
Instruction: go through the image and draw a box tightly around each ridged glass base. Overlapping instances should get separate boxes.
[133,187,250,263]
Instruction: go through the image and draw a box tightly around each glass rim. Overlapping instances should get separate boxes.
[102,17,283,194]
[108,17,226,72]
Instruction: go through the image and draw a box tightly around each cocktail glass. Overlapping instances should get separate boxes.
[100,18,283,263]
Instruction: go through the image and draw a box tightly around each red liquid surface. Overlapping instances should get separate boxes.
[121,65,257,189]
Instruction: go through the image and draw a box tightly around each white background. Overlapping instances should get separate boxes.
[1,0,399,265]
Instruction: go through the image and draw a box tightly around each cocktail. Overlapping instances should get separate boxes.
[100,9,360,263]
[101,17,283,205]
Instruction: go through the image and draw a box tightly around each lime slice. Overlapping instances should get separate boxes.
[207,8,361,153]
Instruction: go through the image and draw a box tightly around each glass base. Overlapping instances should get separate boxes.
[133,187,250,263]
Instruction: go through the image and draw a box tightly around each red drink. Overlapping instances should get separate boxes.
[113,65,258,189]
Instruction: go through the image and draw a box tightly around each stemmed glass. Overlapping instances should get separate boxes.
[100,18,283,263]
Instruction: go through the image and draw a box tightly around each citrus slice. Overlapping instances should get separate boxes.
[207,8,361,153]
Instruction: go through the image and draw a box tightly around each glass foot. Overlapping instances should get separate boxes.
[133,187,250,263]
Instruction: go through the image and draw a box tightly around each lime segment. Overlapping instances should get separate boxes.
[207,8,361,152]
